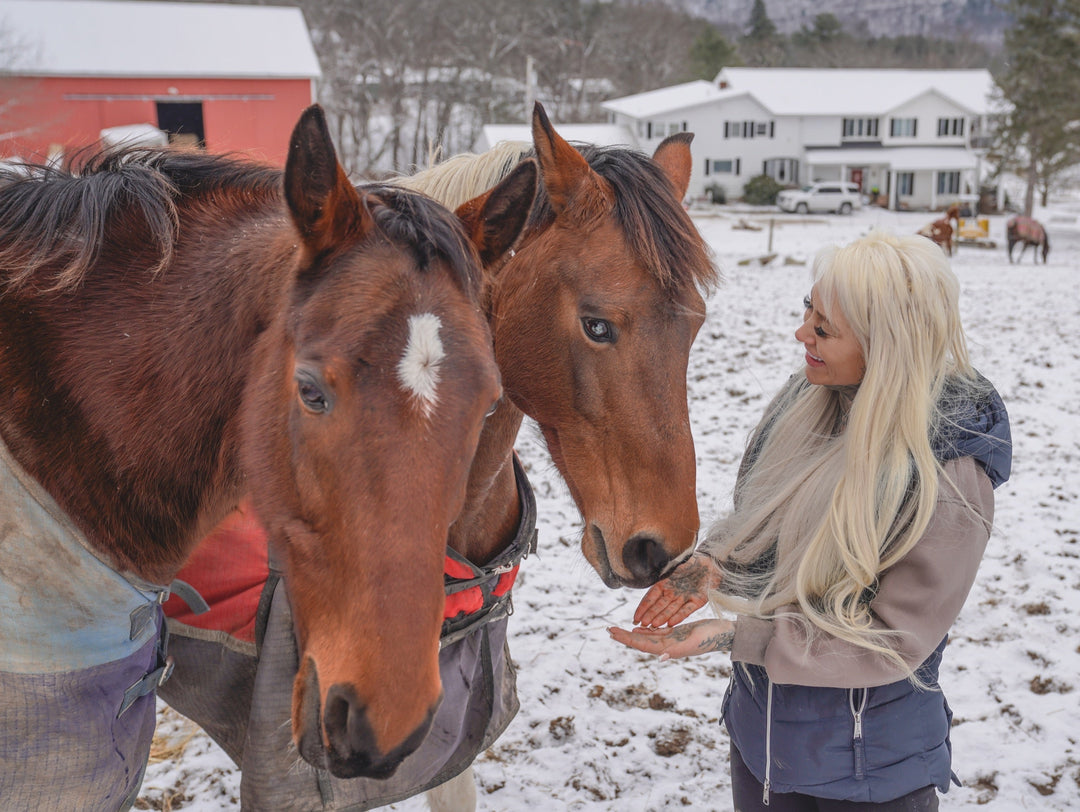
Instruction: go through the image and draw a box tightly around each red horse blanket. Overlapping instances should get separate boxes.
[1009,215,1045,244]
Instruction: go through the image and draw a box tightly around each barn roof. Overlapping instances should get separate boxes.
[0,0,321,79]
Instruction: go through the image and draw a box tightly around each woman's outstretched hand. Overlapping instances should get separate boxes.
[632,552,721,628]
[608,618,734,661]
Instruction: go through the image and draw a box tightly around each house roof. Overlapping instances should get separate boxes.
[601,69,997,119]
[715,68,996,116]
[805,146,978,171]
[600,80,729,118]
[0,0,321,79]
[476,123,637,152]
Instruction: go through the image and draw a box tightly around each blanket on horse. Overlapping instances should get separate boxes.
[0,436,171,812]
[159,455,537,809]
[1009,215,1045,244]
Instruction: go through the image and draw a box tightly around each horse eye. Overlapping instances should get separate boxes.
[582,317,616,343]
[296,373,332,414]
[485,398,500,418]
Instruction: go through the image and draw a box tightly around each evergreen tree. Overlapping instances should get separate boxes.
[746,0,777,40]
[740,0,784,66]
[993,0,1080,214]
[689,25,741,79]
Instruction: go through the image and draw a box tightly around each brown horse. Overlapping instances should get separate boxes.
[0,105,535,804]
[178,100,717,809]
[917,203,961,256]
[1007,215,1050,263]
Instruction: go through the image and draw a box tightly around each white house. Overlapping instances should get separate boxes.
[601,68,1000,210]
[473,122,636,153]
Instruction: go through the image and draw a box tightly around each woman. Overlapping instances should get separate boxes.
[610,230,1011,811]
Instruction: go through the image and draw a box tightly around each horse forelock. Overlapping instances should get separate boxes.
[397,139,717,298]
[537,142,718,296]
[0,147,282,293]
[361,183,483,302]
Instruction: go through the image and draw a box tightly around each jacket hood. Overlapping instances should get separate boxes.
[933,375,1012,489]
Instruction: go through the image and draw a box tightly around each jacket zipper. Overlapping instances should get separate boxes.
[763,681,773,805]
[849,687,868,780]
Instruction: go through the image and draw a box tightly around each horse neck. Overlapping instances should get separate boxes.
[0,203,296,584]
[447,400,526,566]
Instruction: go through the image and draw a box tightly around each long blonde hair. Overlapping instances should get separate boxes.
[705,230,985,676]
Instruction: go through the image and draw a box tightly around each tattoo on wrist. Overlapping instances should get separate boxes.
[698,630,734,653]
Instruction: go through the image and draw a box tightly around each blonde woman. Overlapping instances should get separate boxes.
[610,230,1011,811]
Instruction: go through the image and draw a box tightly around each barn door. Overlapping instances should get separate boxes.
[156,101,205,149]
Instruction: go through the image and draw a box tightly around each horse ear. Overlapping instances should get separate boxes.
[284,105,369,253]
[652,132,694,200]
[455,159,538,267]
[530,102,611,218]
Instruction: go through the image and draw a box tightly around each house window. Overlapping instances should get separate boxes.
[937,117,965,137]
[937,171,961,195]
[890,118,917,137]
[897,172,915,196]
[724,120,773,139]
[763,157,798,184]
[842,118,879,138]
[707,158,740,175]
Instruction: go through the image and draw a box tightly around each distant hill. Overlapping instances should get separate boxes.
[662,0,1010,46]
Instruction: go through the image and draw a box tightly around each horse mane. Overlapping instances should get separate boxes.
[0,148,282,293]
[400,140,718,295]
[361,183,484,301]
[395,141,531,212]
[0,148,482,299]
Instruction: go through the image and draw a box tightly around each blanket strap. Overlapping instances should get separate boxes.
[440,453,537,648]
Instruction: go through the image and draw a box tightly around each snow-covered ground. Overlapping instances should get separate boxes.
[137,201,1080,811]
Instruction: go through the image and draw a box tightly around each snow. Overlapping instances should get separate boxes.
[138,202,1080,811]
[0,0,321,79]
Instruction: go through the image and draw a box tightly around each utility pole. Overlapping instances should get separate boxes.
[524,55,536,122]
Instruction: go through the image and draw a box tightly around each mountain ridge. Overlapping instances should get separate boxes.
[661,0,1009,46]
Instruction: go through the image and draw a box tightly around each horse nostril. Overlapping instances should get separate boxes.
[323,683,368,757]
[622,535,671,587]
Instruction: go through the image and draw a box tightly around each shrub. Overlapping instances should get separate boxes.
[743,174,784,205]
[704,183,727,204]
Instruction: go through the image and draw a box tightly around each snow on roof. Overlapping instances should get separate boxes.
[0,0,321,79]
[601,69,997,119]
[804,146,978,171]
[600,80,728,118]
[476,123,637,152]
[716,68,996,116]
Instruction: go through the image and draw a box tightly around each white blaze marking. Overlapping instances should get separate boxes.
[398,313,444,417]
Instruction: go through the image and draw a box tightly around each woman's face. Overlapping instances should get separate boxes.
[796,287,865,387]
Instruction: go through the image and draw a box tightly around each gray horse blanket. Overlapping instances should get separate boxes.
[0,437,171,811]
[159,455,537,810]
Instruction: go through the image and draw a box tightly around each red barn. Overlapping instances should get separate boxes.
[0,0,321,165]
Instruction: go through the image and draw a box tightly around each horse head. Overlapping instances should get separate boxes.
[486,103,717,589]
[240,106,533,778]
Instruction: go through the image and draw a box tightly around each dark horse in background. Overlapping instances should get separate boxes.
[1007,215,1050,263]
[0,105,538,808]
[162,101,717,810]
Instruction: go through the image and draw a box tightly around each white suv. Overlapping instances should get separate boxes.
[777,182,862,214]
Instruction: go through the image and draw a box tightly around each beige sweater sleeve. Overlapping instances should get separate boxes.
[730,456,995,688]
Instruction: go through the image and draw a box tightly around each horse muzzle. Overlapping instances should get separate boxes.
[295,660,440,779]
